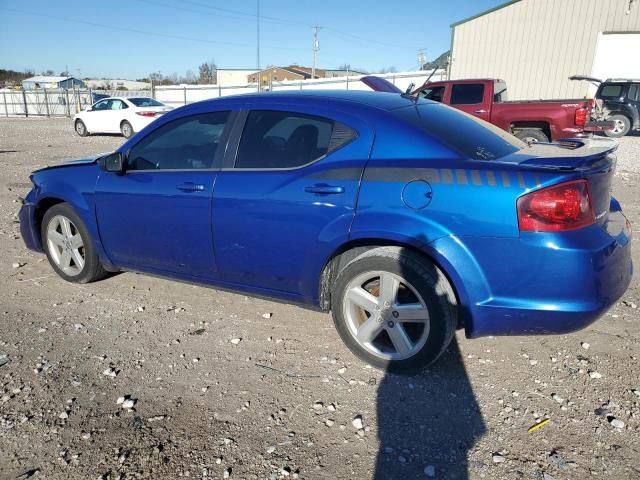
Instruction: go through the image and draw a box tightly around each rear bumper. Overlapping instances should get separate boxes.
[584,120,615,133]
[434,206,632,338]
[130,115,161,133]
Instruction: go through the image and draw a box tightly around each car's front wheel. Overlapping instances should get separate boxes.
[331,247,457,373]
[42,203,107,283]
[120,120,134,138]
[75,119,88,137]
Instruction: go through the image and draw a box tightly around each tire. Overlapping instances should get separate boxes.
[120,120,134,138]
[41,203,107,284]
[514,129,549,143]
[331,247,457,373]
[604,114,631,138]
[75,119,88,137]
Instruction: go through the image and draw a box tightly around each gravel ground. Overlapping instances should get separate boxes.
[0,117,639,480]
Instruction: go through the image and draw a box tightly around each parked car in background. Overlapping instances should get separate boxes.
[73,97,172,138]
[20,90,632,372]
[570,76,640,138]
[409,78,599,143]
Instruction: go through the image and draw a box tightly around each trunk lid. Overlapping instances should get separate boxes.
[499,137,617,226]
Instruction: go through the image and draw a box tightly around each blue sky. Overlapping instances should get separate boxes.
[0,0,505,79]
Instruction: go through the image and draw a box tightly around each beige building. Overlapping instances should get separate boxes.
[449,0,640,100]
[216,69,258,86]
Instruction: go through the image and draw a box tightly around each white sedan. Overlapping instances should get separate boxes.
[73,97,172,138]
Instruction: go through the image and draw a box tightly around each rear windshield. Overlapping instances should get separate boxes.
[394,103,525,160]
[129,97,164,107]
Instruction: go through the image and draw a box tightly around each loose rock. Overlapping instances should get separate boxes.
[609,417,625,429]
[352,415,364,430]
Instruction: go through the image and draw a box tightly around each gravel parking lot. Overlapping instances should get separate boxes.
[0,117,639,480]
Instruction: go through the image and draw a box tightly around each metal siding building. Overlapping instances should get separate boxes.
[22,76,85,90]
[449,0,640,100]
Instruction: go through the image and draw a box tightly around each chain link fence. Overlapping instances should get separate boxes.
[1,70,446,117]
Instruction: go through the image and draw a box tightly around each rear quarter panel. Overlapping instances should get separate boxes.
[350,117,586,330]
[491,101,588,140]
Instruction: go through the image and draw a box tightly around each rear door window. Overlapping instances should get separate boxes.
[628,84,640,101]
[235,110,356,169]
[450,84,485,105]
[599,84,624,98]
[109,99,127,110]
[394,103,525,160]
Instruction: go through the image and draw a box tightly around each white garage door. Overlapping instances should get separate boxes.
[591,32,640,82]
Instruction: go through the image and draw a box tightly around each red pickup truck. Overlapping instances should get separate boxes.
[412,79,593,143]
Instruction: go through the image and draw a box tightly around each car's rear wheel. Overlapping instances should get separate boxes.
[515,128,549,143]
[331,247,457,373]
[42,203,107,283]
[75,119,88,137]
[604,114,631,138]
[120,121,134,138]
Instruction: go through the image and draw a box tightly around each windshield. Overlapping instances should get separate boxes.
[394,103,525,160]
[129,97,164,107]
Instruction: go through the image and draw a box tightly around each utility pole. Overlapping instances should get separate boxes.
[256,0,261,71]
[311,26,322,79]
[417,48,427,71]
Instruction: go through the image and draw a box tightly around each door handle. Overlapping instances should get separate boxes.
[474,109,488,114]
[176,182,205,192]
[305,184,345,195]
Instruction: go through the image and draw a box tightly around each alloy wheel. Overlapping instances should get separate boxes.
[343,271,431,361]
[46,215,85,276]
[612,119,625,134]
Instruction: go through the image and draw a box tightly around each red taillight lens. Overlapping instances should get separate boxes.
[575,107,588,126]
[136,111,158,117]
[517,180,595,232]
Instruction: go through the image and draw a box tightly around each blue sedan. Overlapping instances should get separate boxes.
[19,90,632,372]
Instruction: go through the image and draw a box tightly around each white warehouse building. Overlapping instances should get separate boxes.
[449,0,640,100]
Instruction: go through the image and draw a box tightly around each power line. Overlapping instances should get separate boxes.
[0,6,307,52]
[155,0,420,50]
[177,0,301,26]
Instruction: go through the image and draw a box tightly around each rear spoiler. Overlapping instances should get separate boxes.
[360,75,403,93]
[518,137,618,170]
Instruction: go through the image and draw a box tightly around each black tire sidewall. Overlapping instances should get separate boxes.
[515,129,548,143]
[331,250,455,373]
[121,121,133,138]
[604,114,631,138]
[41,203,102,284]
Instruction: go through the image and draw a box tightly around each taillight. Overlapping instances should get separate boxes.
[517,179,595,232]
[575,107,588,126]
[136,111,158,117]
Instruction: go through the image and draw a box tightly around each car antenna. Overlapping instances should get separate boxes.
[406,59,442,103]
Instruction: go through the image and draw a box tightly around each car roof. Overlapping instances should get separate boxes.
[196,90,433,112]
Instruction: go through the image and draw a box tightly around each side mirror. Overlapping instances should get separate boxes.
[102,152,125,174]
